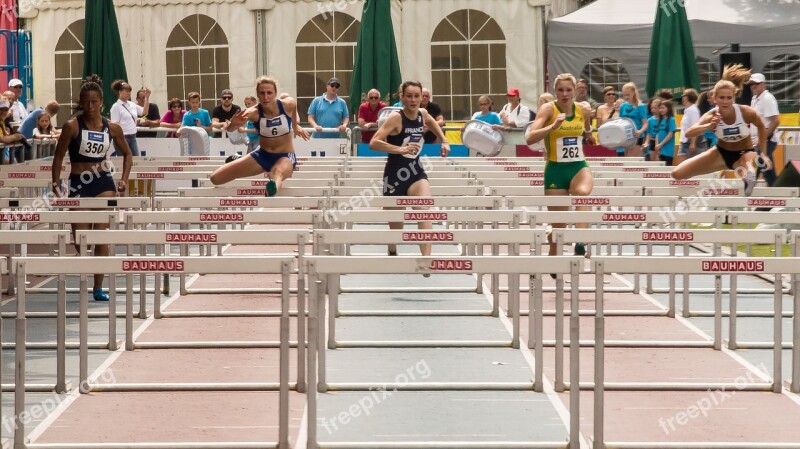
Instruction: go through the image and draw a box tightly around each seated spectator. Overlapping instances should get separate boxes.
[180,92,212,135]
[357,89,386,143]
[160,98,185,137]
[499,87,533,128]
[19,101,60,139]
[471,95,503,128]
[212,89,241,136]
[0,100,26,164]
[136,88,161,138]
[33,112,59,139]
[8,79,28,123]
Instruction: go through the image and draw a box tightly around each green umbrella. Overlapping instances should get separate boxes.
[646,1,700,98]
[349,0,402,113]
[82,0,128,116]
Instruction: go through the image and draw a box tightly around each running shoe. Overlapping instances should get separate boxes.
[265,178,277,197]
[574,242,587,257]
[225,153,242,164]
[93,287,109,302]
[743,170,757,197]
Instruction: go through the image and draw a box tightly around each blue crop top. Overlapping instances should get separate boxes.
[255,100,292,138]
[68,117,112,163]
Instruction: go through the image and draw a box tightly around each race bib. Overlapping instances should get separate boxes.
[79,130,110,158]
[259,116,290,138]
[401,134,423,159]
[556,136,584,162]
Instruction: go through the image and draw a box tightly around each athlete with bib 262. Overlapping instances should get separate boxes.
[211,76,310,196]
[51,75,133,302]
[526,73,595,261]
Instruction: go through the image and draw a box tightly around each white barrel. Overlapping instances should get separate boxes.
[523,121,545,152]
[178,126,211,156]
[598,117,637,148]
[462,119,504,157]
[227,130,249,145]
[377,107,403,128]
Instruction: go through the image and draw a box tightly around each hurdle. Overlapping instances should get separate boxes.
[505,195,678,210]
[645,186,800,197]
[491,185,644,197]
[77,229,309,392]
[15,256,293,449]
[313,229,545,351]
[0,187,17,198]
[178,185,486,198]
[327,195,502,213]
[305,255,582,449]
[592,257,800,449]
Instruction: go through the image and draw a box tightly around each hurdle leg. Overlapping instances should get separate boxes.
[138,243,147,319]
[633,243,640,292]
[792,273,799,393]
[179,224,188,296]
[56,274,67,393]
[279,263,291,449]
[714,275,722,350]
[126,271,134,351]
[154,240,163,319]
[593,261,606,449]
[491,236,500,317]
[682,244,691,317]
[108,274,118,351]
[568,259,580,449]
[6,243,14,296]
[327,274,338,350]
[555,273,565,392]
[774,275,783,393]
[14,263,27,449]
[532,274,544,392]
[668,244,676,318]
[728,275,738,349]
[318,275,329,393]
[475,221,484,294]
[510,272,520,349]
[296,239,307,393]
[307,267,320,449]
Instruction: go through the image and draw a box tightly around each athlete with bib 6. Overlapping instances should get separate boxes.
[526,73,595,260]
[211,76,310,196]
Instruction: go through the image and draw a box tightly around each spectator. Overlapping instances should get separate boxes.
[575,79,598,117]
[308,77,349,138]
[212,89,241,136]
[110,80,150,156]
[619,81,648,157]
[136,88,160,138]
[644,98,661,161]
[238,95,259,153]
[748,73,780,186]
[653,100,677,166]
[33,112,59,139]
[8,79,28,123]
[677,88,703,162]
[0,100,26,164]
[160,98,185,137]
[357,89,386,143]
[595,86,619,127]
[696,91,717,148]
[499,87,533,128]
[180,92,212,135]
[20,101,60,139]
[420,88,445,143]
[470,95,503,127]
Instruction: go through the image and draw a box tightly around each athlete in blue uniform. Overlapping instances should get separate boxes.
[51,75,133,301]
[211,76,309,196]
[370,81,450,258]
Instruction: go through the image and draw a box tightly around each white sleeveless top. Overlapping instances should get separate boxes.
[714,104,751,145]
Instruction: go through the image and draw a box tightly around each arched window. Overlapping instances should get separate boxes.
[431,9,506,120]
[54,19,84,126]
[763,54,800,112]
[296,12,360,122]
[580,57,631,104]
[166,14,229,111]
[695,56,718,93]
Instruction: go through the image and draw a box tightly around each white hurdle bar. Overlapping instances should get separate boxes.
[491,185,644,197]
[77,229,309,392]
[0,231,71,394]
[645,186,799,197]
[154,196,329,210]
[178,185,486,197]
[314,229,545,351]
[0,197,148,210]
[0,187,18,198]
[793,232,800,393]
[505,195,678,210]
[305,255,582,449]
[592,257,800,449]
[16,256,294,449]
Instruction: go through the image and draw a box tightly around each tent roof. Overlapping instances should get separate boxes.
[552,0,800,26]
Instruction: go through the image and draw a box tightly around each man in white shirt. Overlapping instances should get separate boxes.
[8,79,28,123]
[678,89,702,159]
[499,87,532,128]
[748,73,780,186]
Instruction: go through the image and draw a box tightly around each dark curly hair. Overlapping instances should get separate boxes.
[72,74,104,115]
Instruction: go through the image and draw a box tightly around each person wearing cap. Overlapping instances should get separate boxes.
[0,99,27,164]
[212,88,241,136]
[308,77,349,138]
[748,73,780,186]
[8,78,28,122]
[110,79,150,156]
[357,89,386,143]
[499,87,533,128]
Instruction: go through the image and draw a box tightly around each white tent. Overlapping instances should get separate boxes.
[548,0,800,107]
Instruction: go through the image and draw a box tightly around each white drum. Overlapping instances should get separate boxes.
[462,120,504,157]
[598,117,637,148]
[178,126,211,156]
[377,107,403,128]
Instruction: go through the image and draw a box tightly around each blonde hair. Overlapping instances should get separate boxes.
[538,93,554,107]
[715,63,751,96]
[553,73,577,91]
[255,76,278,92]
[622,82,641,106]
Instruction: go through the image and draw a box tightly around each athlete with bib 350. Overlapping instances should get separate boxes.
[526,73,595,260]
[51,75,133,302]
[211,76,310,196]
